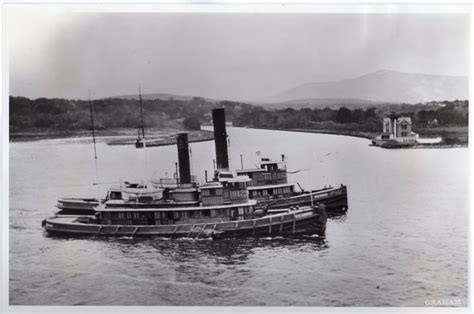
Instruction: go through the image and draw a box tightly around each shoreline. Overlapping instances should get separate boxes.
[10,126,467,149]
[9,129,215,147]
[239,126,376,140]
[239,126,468,149]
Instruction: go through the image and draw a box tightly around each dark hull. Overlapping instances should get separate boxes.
[371,139,416,148]
[43,207,327,239]
[262,186,348,212]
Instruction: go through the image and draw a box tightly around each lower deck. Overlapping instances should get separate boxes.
[99,204,256,226]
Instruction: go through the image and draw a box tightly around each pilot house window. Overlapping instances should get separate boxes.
[109,191,122,200]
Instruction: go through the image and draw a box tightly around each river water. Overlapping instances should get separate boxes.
[9,127,468,306]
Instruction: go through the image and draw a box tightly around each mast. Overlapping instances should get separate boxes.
[88,90,99,184]
[139,85,145,141]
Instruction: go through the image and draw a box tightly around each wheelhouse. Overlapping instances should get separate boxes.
[236,158,288,187]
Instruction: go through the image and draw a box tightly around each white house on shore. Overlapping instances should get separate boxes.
[372,115,419,146]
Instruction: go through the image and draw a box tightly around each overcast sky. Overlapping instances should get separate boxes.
[7,10,470,101]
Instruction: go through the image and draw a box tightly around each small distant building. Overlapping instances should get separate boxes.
[427,118,438,127]
[373,115,419,147]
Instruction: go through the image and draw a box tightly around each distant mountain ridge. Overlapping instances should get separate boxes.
[265,70,468,105]
[107,70,468,109]
[262,97,391,110]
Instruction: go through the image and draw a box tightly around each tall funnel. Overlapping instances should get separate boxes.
[212,108,229,171]
[177,133,191,185]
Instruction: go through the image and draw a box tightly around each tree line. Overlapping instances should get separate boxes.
[9,96,253,132]
[233,101,468,133]
[9,96,468,134]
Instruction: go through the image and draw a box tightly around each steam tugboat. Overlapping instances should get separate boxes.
[237,157,347,212]
[55,106,348,216]
[42,109,328,238]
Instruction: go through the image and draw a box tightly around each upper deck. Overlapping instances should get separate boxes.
[236,157,288,187]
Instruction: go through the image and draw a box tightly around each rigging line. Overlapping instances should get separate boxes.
[88,90,99,185]
[139,85,145,141]
[138,85,148,182]
[287,169,310,174]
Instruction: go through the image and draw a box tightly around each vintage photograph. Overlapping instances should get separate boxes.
[4,3,470,310]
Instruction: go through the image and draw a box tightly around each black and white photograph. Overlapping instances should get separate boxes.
[2,1,472,312]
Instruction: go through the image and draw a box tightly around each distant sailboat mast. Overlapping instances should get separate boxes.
[137,85,148,183]
[139,85,146,148]
[88,90,99,185]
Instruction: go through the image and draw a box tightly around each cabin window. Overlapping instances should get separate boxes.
[138,196,153,203]
[401,124,407,130]
[401,132,407,137]
[109,191,122,200]
[189,210,195,218]
[203,210,210,217]
[209,189,216,196]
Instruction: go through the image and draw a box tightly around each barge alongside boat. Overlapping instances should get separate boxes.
[236,157,347,213]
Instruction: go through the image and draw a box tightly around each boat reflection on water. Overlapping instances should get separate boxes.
[43,234,330,267]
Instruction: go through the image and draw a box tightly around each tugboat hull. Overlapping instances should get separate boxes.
[42,207,327,239]
[262,185,348,212]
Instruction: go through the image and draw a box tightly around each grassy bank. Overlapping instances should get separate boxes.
[9,128,214,146]
[107,129,214,146]
[414,126,468,146]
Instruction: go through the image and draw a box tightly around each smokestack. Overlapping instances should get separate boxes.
[212,108,229,170]
[177,133,191,185]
